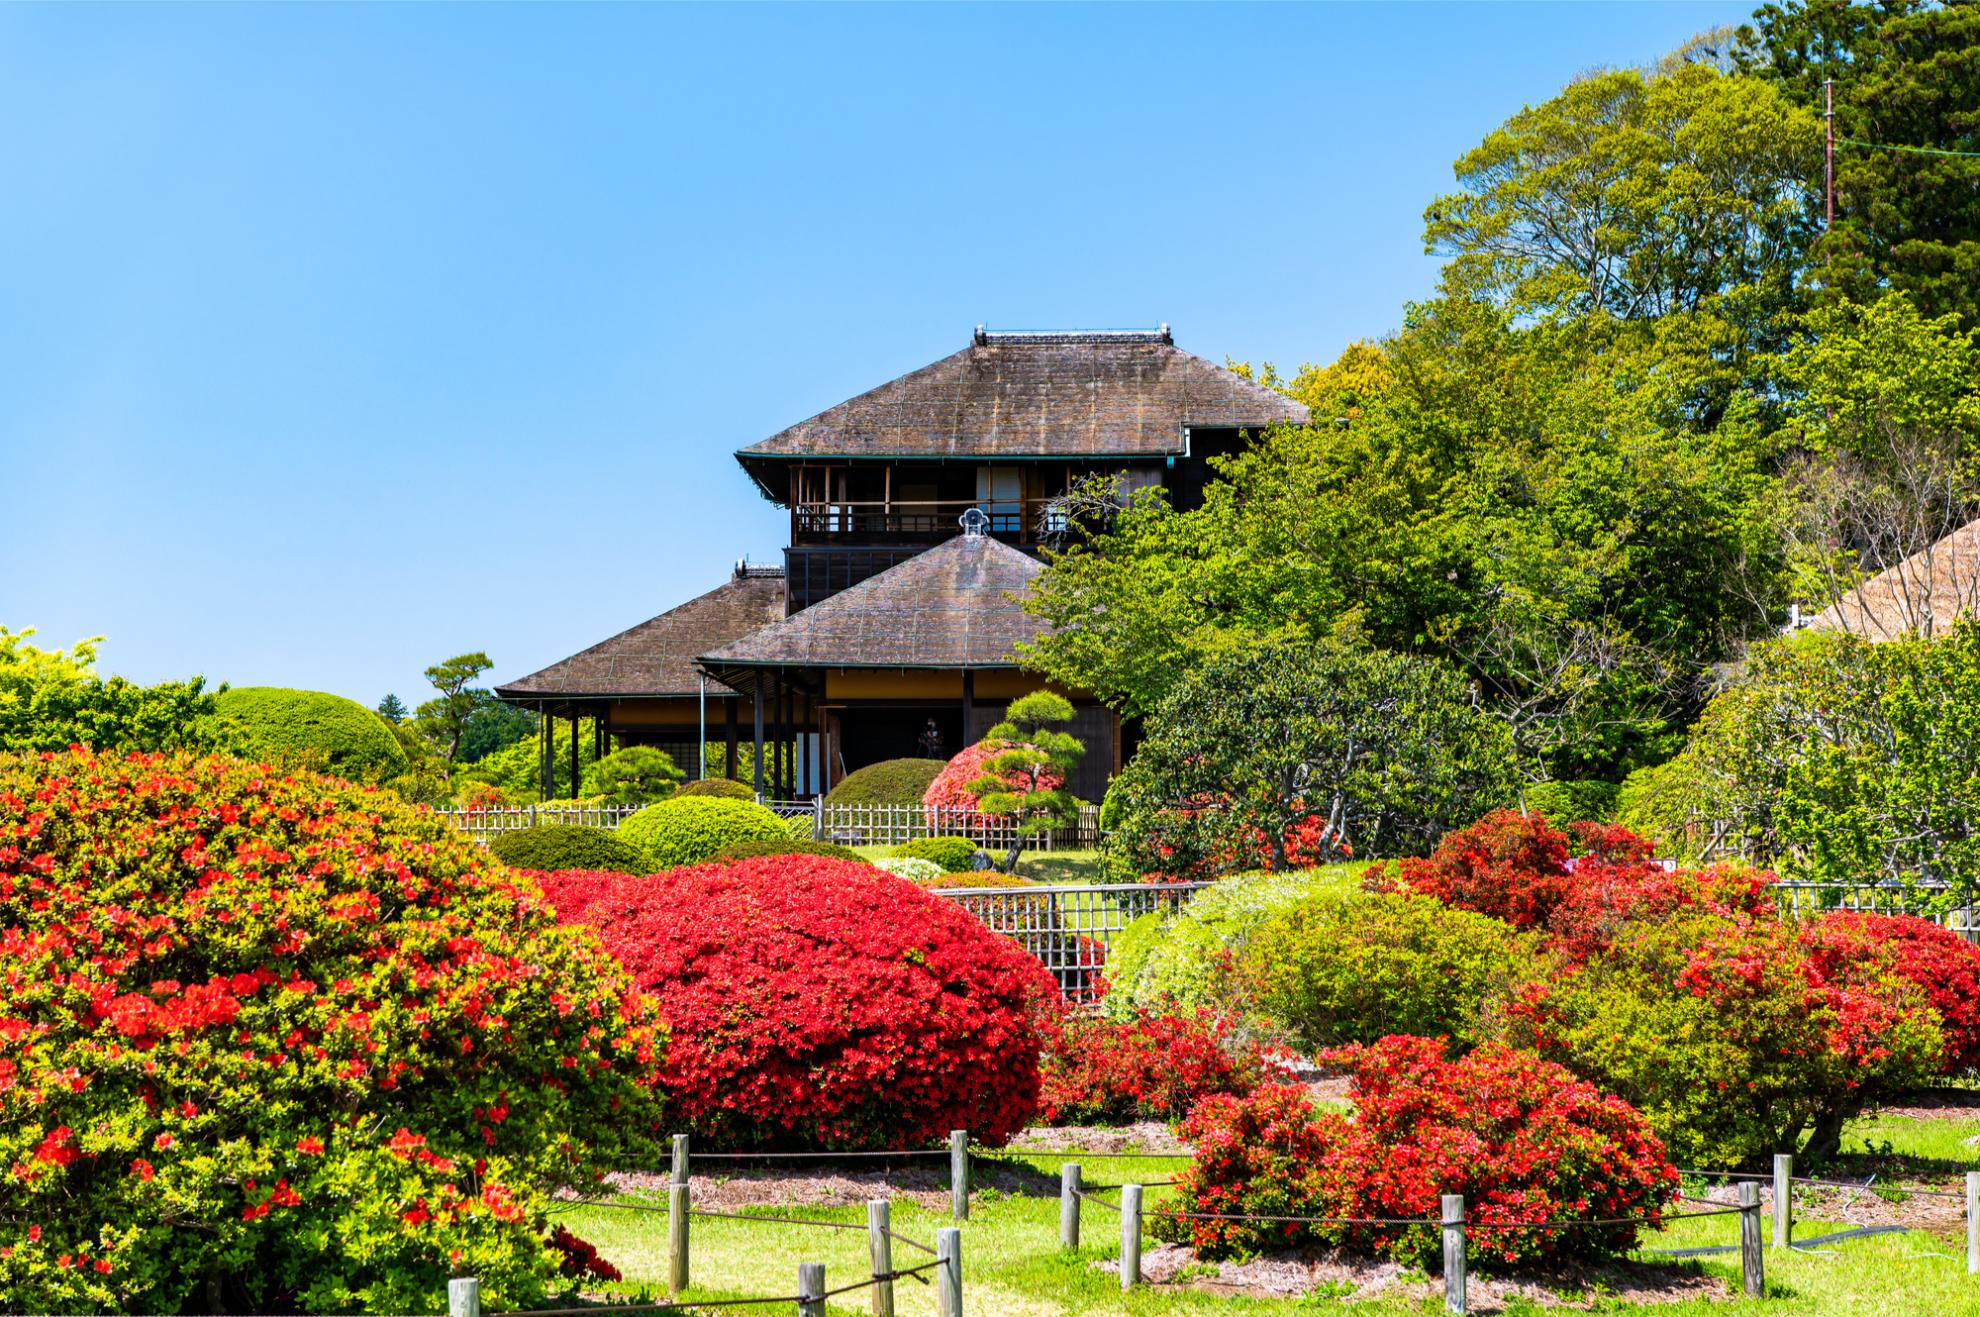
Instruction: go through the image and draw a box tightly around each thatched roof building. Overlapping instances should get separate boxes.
[1806,518,1980,640]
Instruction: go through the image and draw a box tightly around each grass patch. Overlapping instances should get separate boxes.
[554,1137,1980,1314]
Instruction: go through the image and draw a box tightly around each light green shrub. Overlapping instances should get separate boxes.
[487,824,650,876]
[618,797,788,869]
[1238,890,1533,1050]
[890,836,980,872]
[1100,867,1343,1020]
[212,686,408,780]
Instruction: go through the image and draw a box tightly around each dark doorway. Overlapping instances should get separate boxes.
[838,705,963,773]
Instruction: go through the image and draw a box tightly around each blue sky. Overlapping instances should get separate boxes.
[2,2,1751,707]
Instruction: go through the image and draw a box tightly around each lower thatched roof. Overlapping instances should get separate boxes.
[697,534,1043,682]
[1807,519,1980,640]
[494,569,786,701]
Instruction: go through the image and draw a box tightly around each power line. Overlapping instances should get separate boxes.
[1841,137,1980,160]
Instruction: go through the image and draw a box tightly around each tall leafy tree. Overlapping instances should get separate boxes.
[413,651,493,770]
[1745,0,1980,327]
[0,628,243,755]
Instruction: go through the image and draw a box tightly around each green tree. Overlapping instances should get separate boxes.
[376,693,408,724]
[457,692,537,764]
[1744,0,1980,327]
[587,745,686,806]
[411,651,492,773]
[0,627,243,755]
[1427,58,1819,345]
[1110,639,1518,878]
[966,691,1084,872]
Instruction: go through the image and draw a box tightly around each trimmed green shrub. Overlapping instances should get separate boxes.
[1238,890,1533,1050]
[1522,779,1621,825]
[712,837,871,864]
[825,758,944,808]
[922,872,1035,890]
[489,824,650,875]
[890,836,980,872]
[1101,868,1342,1020]
[677,777,756,801]
[212,686,408,779]
[618,796,788,869]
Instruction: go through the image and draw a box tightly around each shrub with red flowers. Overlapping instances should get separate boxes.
[1036,1010,1281,1125]
[1501,912,1941,1166]
[922,741,1064,818]
[1369,809,1577,930]
[1800,911,1980,1076]
[0,750,665,1315]
[1544,863,1777,962]
[538,857,1062,1149]
[1156,1037,1677,1268]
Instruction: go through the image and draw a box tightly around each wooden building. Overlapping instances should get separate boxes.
[496,326,1306,797]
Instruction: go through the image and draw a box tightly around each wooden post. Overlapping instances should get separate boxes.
[1442,1194,1466,1315]
[1060,1163,1081,1250]
[867,1199,894,1317]
[936,1226,962,1317]
[752,685,765,798]
[1967,1171,1979,1274]
[950,1129,969,1221]
[797,1261,825,1317]
[1119,1183,1143,1292]
[672,1133,689,1186]
[668,1182,689,1295]
[725,697,738,780]
[1739,1181,1764,1298]
[447,1277,480,1317]
[1773,1155,1793,1249]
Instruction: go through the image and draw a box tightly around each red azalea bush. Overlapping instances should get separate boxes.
[922,741,1063,815]
[1800,911,1980,1076]
[0,751,664,1315]
[1545,863,1776,962]
[1036,1010,1281,1125]
[1503,912,1940,1166]
[1371,809,1577,929]
[1158,1037,1676,1267]
[537,857,1063,1149]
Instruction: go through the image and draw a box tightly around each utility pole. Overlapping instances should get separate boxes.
[1824,76,1835,230]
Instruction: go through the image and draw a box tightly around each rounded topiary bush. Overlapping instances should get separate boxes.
[617,796,787,869]
[489,823,651,876]
[823,758,943,808]
[1158,1037,1678,1267]
[890,836,980,872]
[0,750,663,1314]
[711,837,870,864]
[676,777,756,801]
[211,686,408,780]
[538,856,1062,1149]
[1238,891,1532,1050]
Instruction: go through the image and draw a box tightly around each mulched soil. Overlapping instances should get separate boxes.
[1877,1085,1980,1122]
[1002,1121,1191,1156]
[1100,1243,1728,1310]
[1689,1177,1967,1235]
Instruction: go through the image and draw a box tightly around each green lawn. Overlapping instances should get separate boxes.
[552,1115,1980,1315]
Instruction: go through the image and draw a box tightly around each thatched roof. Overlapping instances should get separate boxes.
[697,535,1042,683]
[736,327,1307,481]
[1807,518,1980,640]
[494,569,786,701]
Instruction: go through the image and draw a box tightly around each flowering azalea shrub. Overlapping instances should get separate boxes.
[1502,912,1940,1166]
[876,855,945,883]
[1237,891,1534,1050]
[1544,861,1776,962]
[709,837,869,864]
[616,796,787,869]
[1800,911,1980,1076]
[538,857,1062,1149]
[1369,809,1577,930]
[1156,1037,1676,1267]
[1037,1010,1280,1125]
[922,741,1062,815]
[0,751,665,1315]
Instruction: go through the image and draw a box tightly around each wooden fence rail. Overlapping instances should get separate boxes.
[434,800,1102,852]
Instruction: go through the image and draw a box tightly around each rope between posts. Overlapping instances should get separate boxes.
[1079,1184,1743,1230]
[691,1149,949,1160]
[993,1147,1187,1159]
[1676,1168,1967,1200]
[490,1257,949,1315]
[886,1227,937,1256]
